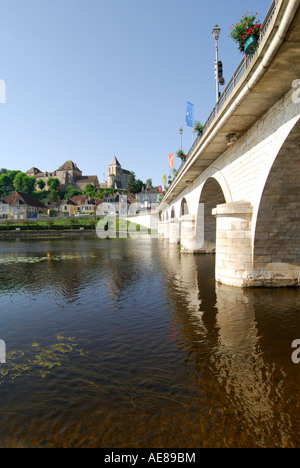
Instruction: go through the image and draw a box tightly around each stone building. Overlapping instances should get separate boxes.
[1,192,46,220]
[60,195,99,217]
[107,157,131,189]
[27,161,99,192]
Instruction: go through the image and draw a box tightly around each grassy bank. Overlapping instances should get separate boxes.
[0,217,144,232]
[0,218,101,231]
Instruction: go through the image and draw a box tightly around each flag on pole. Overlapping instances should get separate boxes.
[185,102,194,128]
[162,174,167,184]
[168,154,174,168]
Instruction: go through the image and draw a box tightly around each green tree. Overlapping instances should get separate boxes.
[126,172,145,194]
[84,184,96,197]
[135,179,144,194]
[127,171,136,193]
[0,174,11,196]
[7,171,20,192]
[94,189,105,199]
[36,179,46,190]
[47,178,60,191]
[32,190,50,203]
[50,189,58,202]
[146,178,153,188]
[13,173,36,194]
[63,186,81,199]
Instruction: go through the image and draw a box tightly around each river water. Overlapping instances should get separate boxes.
[0,237,299,448]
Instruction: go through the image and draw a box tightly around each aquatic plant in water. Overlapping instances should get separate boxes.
[0,334,84,383]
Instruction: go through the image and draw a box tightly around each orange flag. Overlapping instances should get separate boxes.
[168,154,174,168]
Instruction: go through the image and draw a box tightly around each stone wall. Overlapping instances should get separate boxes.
[159,87,300,287]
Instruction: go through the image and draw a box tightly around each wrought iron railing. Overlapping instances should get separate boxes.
[171,0,278,181]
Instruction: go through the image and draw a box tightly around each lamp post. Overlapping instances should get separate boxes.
[212,25,221,102]
[179,127,183,150]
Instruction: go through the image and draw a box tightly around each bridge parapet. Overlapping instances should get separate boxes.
[161,0,300,207]
[157,0,300,287]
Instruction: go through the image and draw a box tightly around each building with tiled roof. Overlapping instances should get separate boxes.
[27,158,132,193]
[2,192,46,220]
[27,160,100,192]
[60,195,98,217]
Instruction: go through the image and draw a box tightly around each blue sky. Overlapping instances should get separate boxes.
[0,0,270,186]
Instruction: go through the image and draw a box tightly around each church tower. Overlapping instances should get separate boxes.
[107,156,121,189]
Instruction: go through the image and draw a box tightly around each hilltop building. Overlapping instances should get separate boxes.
[107,157,131,189]
[27,158,131,192]
[27,161,100,192]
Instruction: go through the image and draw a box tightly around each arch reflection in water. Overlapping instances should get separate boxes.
[0,239,299,447]
[157,246,297,447]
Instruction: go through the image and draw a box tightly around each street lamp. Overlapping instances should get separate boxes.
[213,25,221,102]
[179,127,183,150]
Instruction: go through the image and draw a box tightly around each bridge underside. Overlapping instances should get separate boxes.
[158,0,300,288]
[158,115,300,288]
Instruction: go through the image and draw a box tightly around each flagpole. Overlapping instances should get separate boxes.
[193,104,195,143]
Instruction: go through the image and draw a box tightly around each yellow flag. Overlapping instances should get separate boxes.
[162,174,167,184]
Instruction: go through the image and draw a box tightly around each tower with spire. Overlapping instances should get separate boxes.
[107,157,131,189]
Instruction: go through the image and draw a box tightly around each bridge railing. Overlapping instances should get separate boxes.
[172,0,278,181]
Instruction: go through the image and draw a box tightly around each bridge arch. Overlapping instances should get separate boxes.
[200,168,232,204]
[180,198,189,217]
[198,177,226,253]
[253,117,300,286]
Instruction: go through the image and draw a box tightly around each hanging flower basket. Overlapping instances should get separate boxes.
[176,149,187,163]
[230,13,261,54]
[244,35,257,55]
[194,121,203,137]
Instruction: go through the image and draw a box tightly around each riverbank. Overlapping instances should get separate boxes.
[0,217,101,231]
[0,230,99,239]
[0,217,142,233]
[0,217,158,240]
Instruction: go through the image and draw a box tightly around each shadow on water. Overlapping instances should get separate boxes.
[0,238,299,447]
[157,244,300,448]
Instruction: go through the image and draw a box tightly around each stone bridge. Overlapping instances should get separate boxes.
[157,0,300,287]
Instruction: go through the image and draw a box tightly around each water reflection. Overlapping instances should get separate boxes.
[0,239,299,447]
[157,245,300,447]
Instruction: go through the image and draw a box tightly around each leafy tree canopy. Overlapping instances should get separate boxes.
[36,179,46,190]
[126,171,146,194]
[47,178,60,191]
[13,172,36,195]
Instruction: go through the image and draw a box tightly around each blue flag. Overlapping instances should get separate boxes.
[185,102,194,127]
